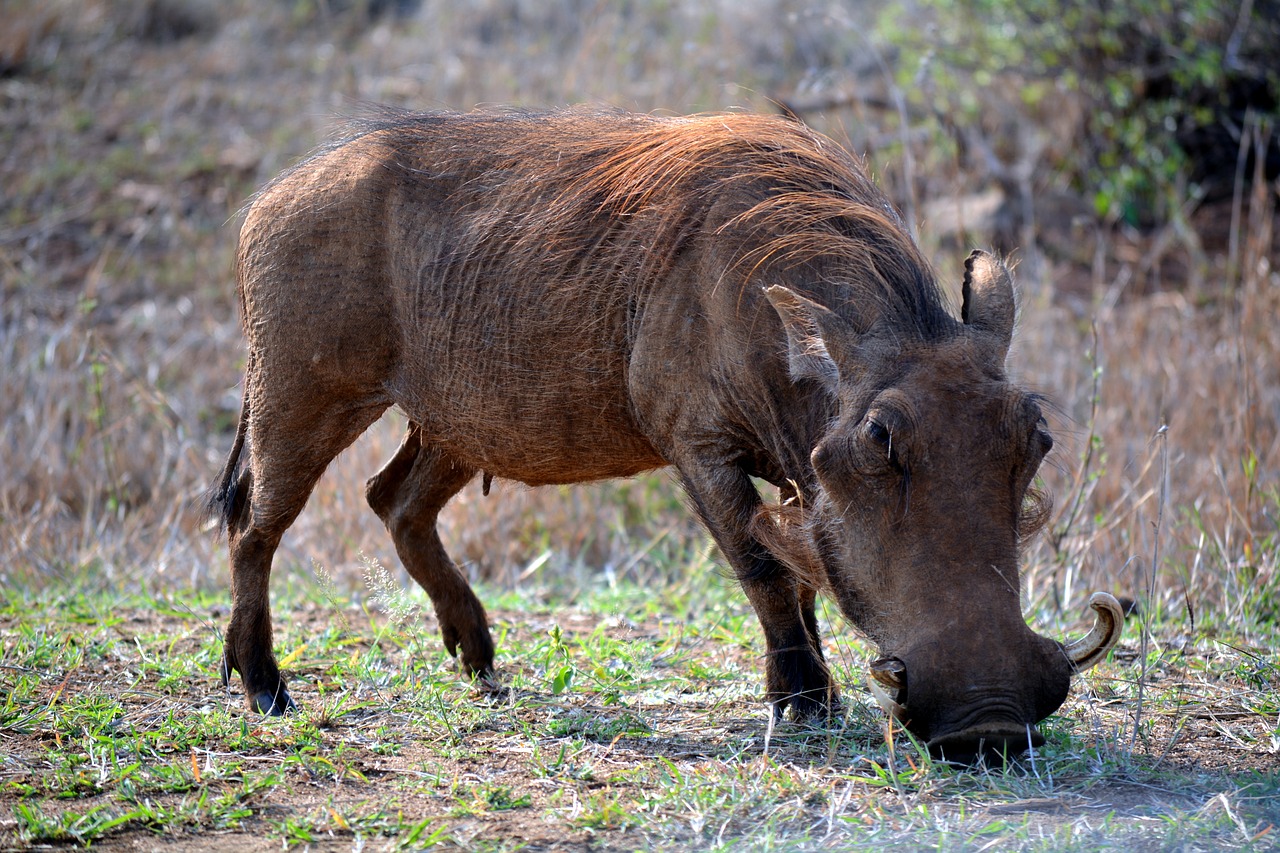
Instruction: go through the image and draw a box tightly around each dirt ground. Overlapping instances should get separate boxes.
[2,596,1277,851]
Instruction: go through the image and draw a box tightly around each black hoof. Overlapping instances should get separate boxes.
[471,672,509,703]
[251,687,297,716]
[771,678,840,722]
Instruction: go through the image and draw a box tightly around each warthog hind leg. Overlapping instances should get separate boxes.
[366,424,496,679]
[222,391,387,715]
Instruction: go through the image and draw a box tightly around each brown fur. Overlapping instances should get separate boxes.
[211,107,1076,756]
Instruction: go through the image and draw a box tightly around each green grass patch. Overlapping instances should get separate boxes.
[2,567,1277,850]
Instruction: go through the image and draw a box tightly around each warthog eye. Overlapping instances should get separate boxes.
[866,419,891,447]
[1036,428,1054,454]
[864,417,906,475]
[1032,416,1053,455]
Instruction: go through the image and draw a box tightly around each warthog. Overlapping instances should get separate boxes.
[209,107,1122,760]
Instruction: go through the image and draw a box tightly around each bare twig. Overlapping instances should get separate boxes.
[1129,424,1169,754]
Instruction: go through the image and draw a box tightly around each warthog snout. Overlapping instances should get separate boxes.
[869,593,1125,760]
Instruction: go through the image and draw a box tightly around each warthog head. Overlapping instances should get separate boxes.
[766,252,1121,761]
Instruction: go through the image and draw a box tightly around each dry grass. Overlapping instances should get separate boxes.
[2,0,1276,657]
[1,7,1277,848]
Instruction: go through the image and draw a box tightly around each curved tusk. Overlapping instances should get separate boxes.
[867,658,908,722]
[1064,592,1125,672]
[868,675,907,721]
[869,657,906,690]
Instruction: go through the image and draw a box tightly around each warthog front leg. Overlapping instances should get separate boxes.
[366,424,495,679]
[676,460,836,721]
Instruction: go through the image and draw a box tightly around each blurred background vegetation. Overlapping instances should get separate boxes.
[882,0,1278,225]
[1,0,1276,636]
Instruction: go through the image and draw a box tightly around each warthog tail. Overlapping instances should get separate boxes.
[203,389,249,536]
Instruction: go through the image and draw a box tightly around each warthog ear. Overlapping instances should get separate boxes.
[763,285,859,394]
[961,250,1015,366]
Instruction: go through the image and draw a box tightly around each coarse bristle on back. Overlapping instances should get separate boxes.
[321,107,952,338]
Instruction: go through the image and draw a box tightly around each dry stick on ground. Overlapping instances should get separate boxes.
[1129,424,1169,755]
[1241,122,1275,502]
[1059,353,1102,552]
[1045,320,1103,612]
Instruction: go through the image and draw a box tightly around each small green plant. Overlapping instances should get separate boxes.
[543,623,577,696]
[15,802,151,846]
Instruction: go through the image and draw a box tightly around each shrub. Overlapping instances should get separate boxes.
[882,0,1279,226]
